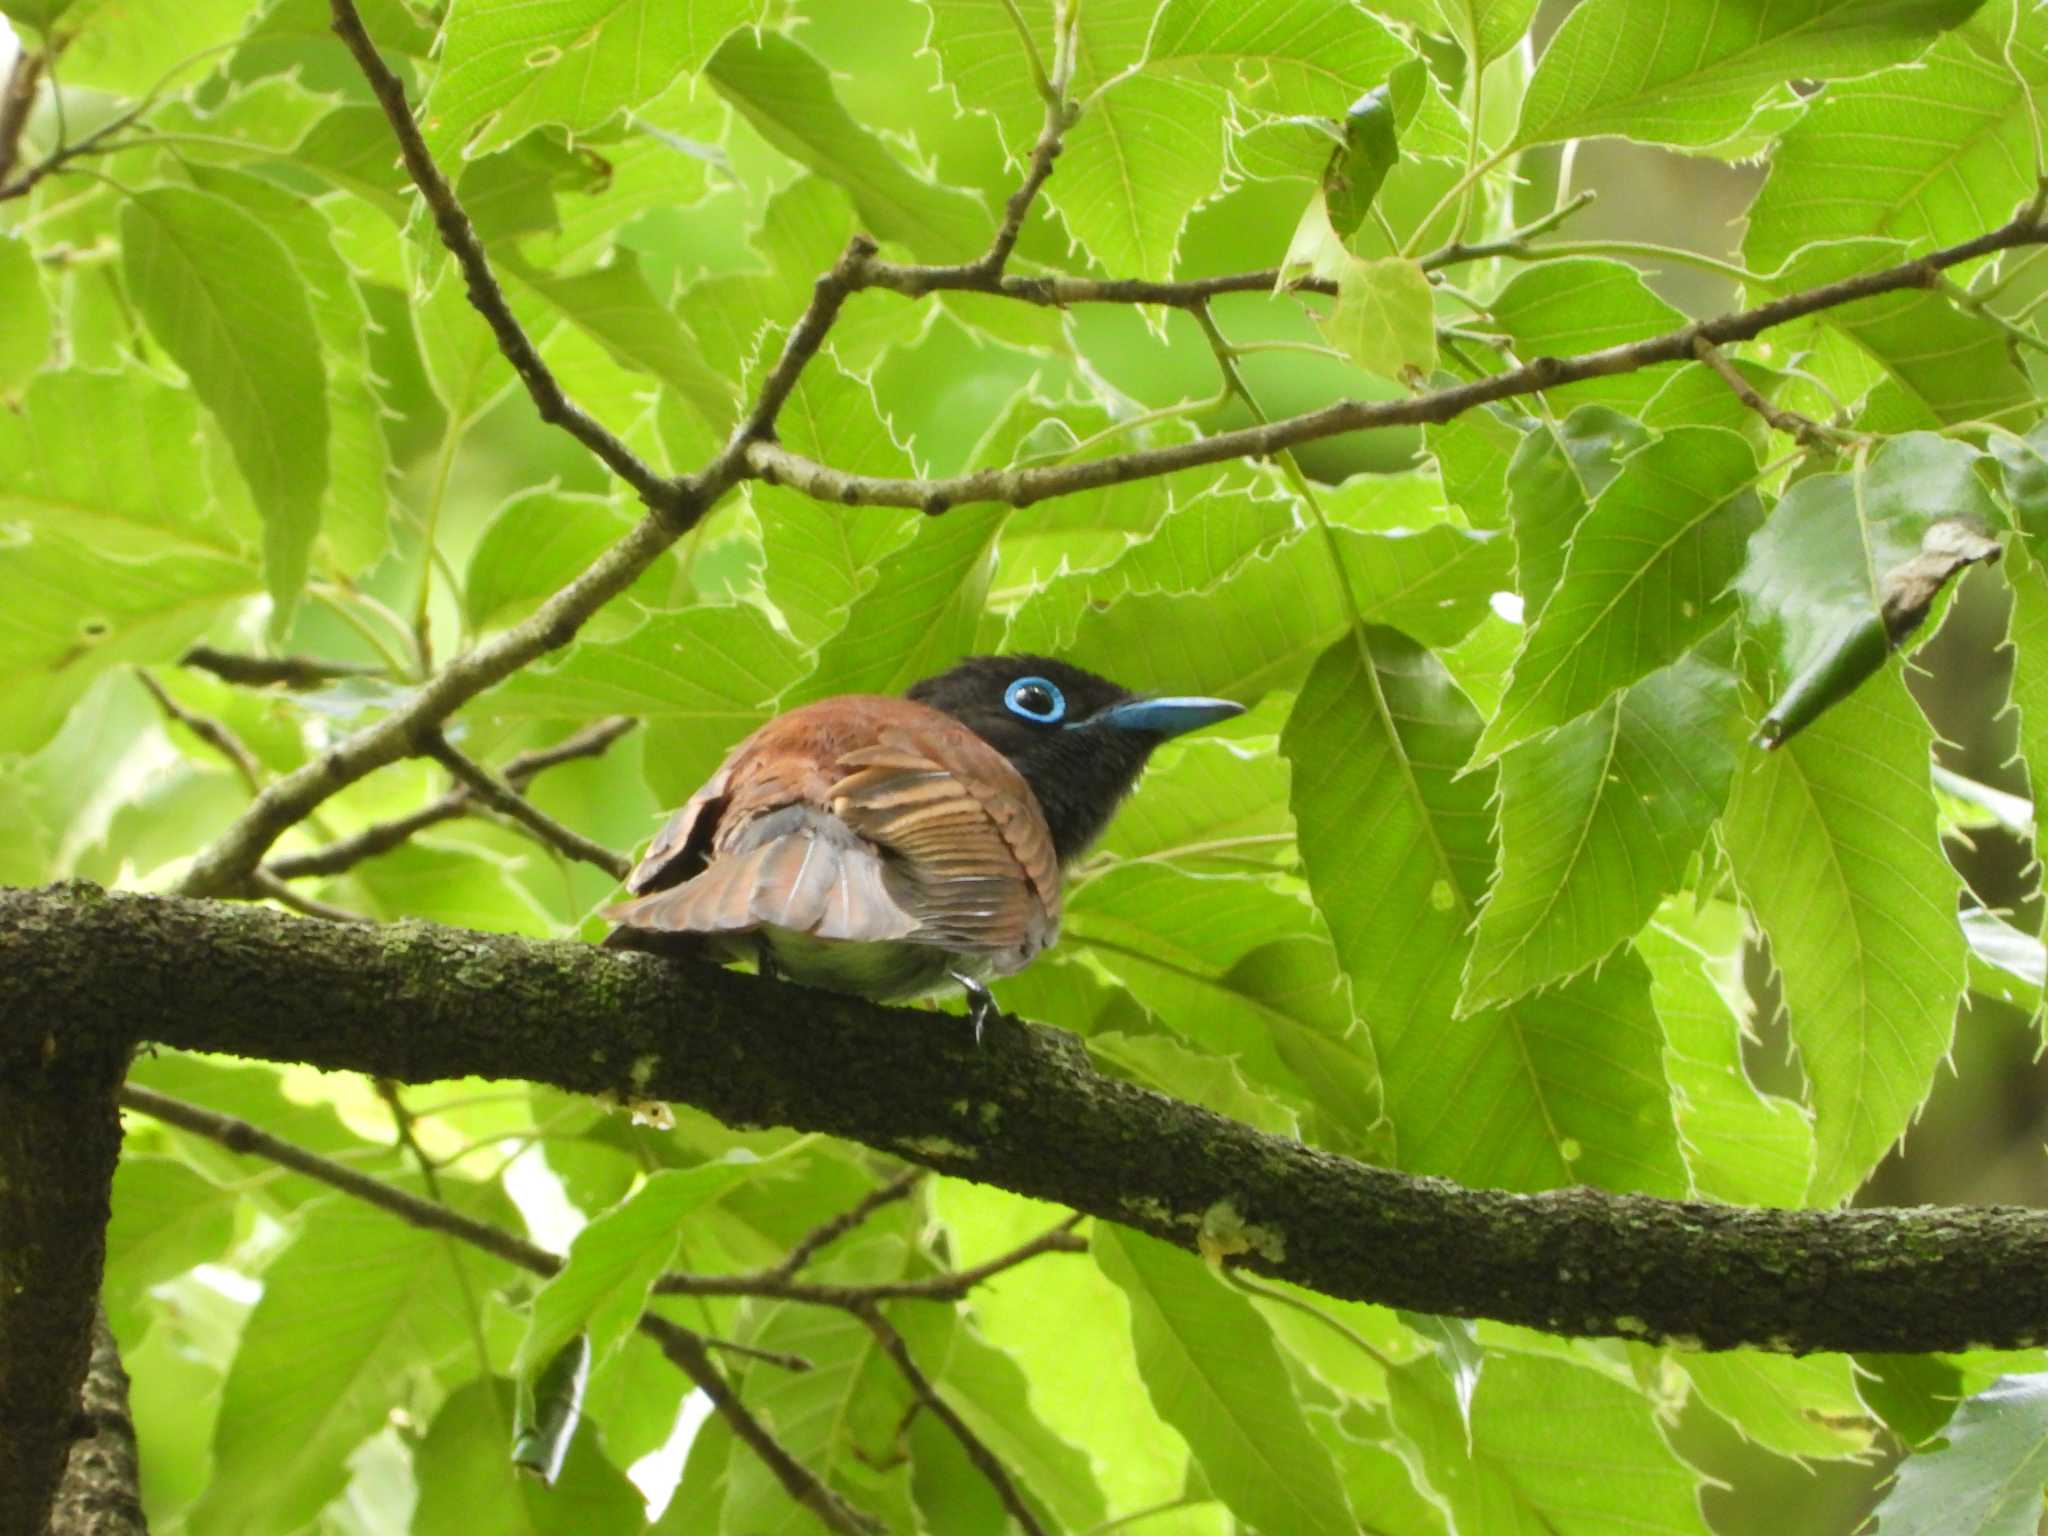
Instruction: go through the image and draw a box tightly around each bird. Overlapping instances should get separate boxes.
[603,655,1244,1032]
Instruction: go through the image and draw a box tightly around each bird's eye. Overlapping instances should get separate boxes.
[1004,676,1065,723]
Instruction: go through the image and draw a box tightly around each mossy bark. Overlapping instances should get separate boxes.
[7,875,2048,1495]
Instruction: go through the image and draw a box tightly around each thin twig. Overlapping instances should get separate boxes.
[1690,335,1848,452]
[854,1301,1049,1536]
[0,48,44,188]
[241,870,371,923]
[654,1216,1088,1305]
[1417,189,1598,272]
[419,729,630,881]
[1936,270,2048,361]
[135,668,266,797]
[324,1,677,512]
[117,1084,875,1535]
[773,1168,924,1280]
[180,645,383,689]
[747,197,2048,514]
[263,717,637,883]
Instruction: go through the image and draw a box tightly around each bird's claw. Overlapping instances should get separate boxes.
[952,973,1003,1044]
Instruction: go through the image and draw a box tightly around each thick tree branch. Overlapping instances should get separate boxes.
[13,883,2048,1358]
[0,976,127,1536]
[45,1310,149,1536]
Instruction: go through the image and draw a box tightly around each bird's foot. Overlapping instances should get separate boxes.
[952,973,1004,1044]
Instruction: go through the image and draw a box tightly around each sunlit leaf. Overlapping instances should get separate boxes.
[1722,671,1967,1204]
[1516,0,1984,149]
[121,186,329,628]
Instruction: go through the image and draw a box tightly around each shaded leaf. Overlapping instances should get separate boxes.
[1735,433,2005,745]
[1323,84,1400,239]
[1327,256,1438,380]
[1873,1374,2048,1536]
[415,1376,646,1536]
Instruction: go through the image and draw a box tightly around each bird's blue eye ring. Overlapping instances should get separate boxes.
[1004,676,1065,723]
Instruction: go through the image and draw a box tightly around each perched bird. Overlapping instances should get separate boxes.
[604,655,1243,1028]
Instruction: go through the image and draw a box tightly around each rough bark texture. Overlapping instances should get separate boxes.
[8,881,2048,1397]
[0,962,126,1536]
[47,1309,149,1536]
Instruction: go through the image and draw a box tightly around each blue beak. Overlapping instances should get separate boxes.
[1087,695,1245,738]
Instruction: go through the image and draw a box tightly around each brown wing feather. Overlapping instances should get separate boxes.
[606,697,1059,968]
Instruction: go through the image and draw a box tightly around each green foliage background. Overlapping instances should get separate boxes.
[5,0,2048,1531]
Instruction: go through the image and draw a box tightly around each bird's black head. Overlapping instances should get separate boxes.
[907,654,1243,863]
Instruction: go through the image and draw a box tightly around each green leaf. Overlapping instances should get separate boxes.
[1735,433,2006,745]
[1049,0,1413,279]
[0,373,260,754]
[792,505,1010,701]
[1682,1351,1871,1460]
[1744,4,2048,275]
[1323,85,1400,239]
[1461,645,1741,1010]
[465,490,673,633]
[1516,0,1985,149]
[1503,406,1654,624]
[1640,902,1815,1206]
[348,841,557,936]
[0,233,49,391]
[517,1161,768,1393]
[1428,401,1529,532]
[501,247,736,433]
[707,30,990,262]
[415,1377,647,1536]
[1327,256,1438,381]
[1479,427,1763,761]
[478,604,808,806]
[1961,906,2046,1011]
[1773,238,2037,431]
[38,0,250,92]
[424,0,761,162]
[754,359,923,651]
[102,1157,239,1339]
[190,1194,517,1536]
[1287,631,1686,1193]
[1722,670,1967,1203]
[512,1335,591,1483]
[1489,259,1690,415]
[1053,522,1509,701]
[1438,0,1542,69]
[1873,1374,2048,1536]
[121,185,329,629]
[1390,1349,1711,1535]
[1856,1351,1968,1448]
[892,1305,1111,1533]
[932,1179,1193,1514]
[1094,1225,1358,1536]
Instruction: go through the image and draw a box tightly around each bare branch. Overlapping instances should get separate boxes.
[46,1309,149,1536]
[325,0,677,513]
[136,668,266,797]
[118,1082,876,1536]
[264,717,637,884]
[1690,335,1849,452]
[0,47,44,188]
[241,869,372,923]
[180,645,382,689]
[176,516,679,896]
[419,729,630,881]
[855,1301,1049,1536]
[752,204,2048,513]
[771,1168,924,1280]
